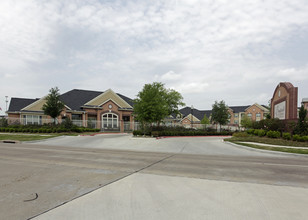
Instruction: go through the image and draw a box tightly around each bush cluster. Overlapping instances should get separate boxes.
[0,125,100,133]
[245,129,308,142]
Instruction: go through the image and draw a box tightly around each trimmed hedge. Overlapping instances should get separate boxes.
[133,130,233,137]
[0,126,100,134]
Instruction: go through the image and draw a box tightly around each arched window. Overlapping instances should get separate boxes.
[102,113,118,129]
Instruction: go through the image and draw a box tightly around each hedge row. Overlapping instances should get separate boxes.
[0,127,100,133]
[246,129,308,142]
[133,130,233,137]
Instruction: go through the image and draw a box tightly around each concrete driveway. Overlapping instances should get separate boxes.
[1,134,308,220]
[34,133,289,156]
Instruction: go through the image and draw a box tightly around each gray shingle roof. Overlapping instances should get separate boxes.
[60,89,103,111]
[8,98,38,112]
[229,105,250,113]
[8,89,134,112]
[179,107,212,120]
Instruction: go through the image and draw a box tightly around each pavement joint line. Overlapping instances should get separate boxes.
[28,153,176,220]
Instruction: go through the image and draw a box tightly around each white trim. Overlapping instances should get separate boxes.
[84,89,133,108]
[180,114,200,123]
[64,105,71,110]
[101,112,119,129]
[21,96,47,111]
[98,98,121,108]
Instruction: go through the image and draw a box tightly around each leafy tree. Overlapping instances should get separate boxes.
[42,87,65,124]
[201,114,210,125]
[211,100,230,131]
[133,82,184,126]
[294,105,308,135]
[241,114,252,129]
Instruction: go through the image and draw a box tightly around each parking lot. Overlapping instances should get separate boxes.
[1,135,308,219]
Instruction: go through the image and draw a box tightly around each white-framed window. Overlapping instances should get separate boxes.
[102,113,118,128]
[23,115,42,125]
[234,114,238,118]
[256,113,261,117]
[247,113,252,118]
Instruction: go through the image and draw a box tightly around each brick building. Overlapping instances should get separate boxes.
[7,89,134,132]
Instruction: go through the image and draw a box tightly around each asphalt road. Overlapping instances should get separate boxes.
[0,135,308,219]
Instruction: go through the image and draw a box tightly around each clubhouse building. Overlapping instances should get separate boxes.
[7,89,135,132]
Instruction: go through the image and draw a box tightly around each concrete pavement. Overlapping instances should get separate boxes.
[34,134,291,157]
[1,135,308,219]
[34,173,308,220]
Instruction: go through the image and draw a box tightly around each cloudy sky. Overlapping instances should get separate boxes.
[1,0,308,113]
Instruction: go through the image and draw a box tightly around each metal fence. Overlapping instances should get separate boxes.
[4,117,241,132]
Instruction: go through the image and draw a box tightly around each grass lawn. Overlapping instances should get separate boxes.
[236,143,308,154]
[225,136,308,154]
[0,133,61,142]
[225,136,308,147]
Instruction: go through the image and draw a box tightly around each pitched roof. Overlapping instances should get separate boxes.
[8,98,38,112]
[229,105,250,113]
[117,93,134,107]
[179,107,211,120]
[60,89,103,111]
[8,89,134,112]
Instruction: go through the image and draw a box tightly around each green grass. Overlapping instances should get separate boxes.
[225,136,308,147]
[0,133,62,142]
[238,143,308,155]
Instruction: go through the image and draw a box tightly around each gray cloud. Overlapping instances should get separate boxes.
[1,0,308,113]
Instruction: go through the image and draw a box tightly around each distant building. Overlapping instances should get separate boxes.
[172,104,270,128]
[301,98,308,116]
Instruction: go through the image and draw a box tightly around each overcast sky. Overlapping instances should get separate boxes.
[1,0,308,114]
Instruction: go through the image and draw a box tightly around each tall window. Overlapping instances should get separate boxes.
[72,114,82,126]
[102,113,118,129]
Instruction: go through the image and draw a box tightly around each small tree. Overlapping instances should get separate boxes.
[241,114,252,129]
[294,105,308,135]
[42,87,65,124]
[211,100,230,131]
[201,114,210,125]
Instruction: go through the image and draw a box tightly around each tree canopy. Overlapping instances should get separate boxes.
[211,100,229,130]
[42,87,65,123]
[133,82,184,125]
[241,114,252,128]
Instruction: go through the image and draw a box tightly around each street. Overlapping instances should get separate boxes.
[0,135,308,219]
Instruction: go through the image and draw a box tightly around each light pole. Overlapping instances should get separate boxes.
[191,105,193,128]
[5,96,8,115]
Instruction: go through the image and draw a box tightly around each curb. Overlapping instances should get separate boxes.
[224,141,308,157]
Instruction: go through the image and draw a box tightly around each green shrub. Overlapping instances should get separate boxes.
[266,130,280,138]
[257,130,266,137]
[133,130,143,136]
[282,132,291,140]
[293,134,305,142]
[303,136,308,142]
[254,129,260,136]
[247,129,255,135]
